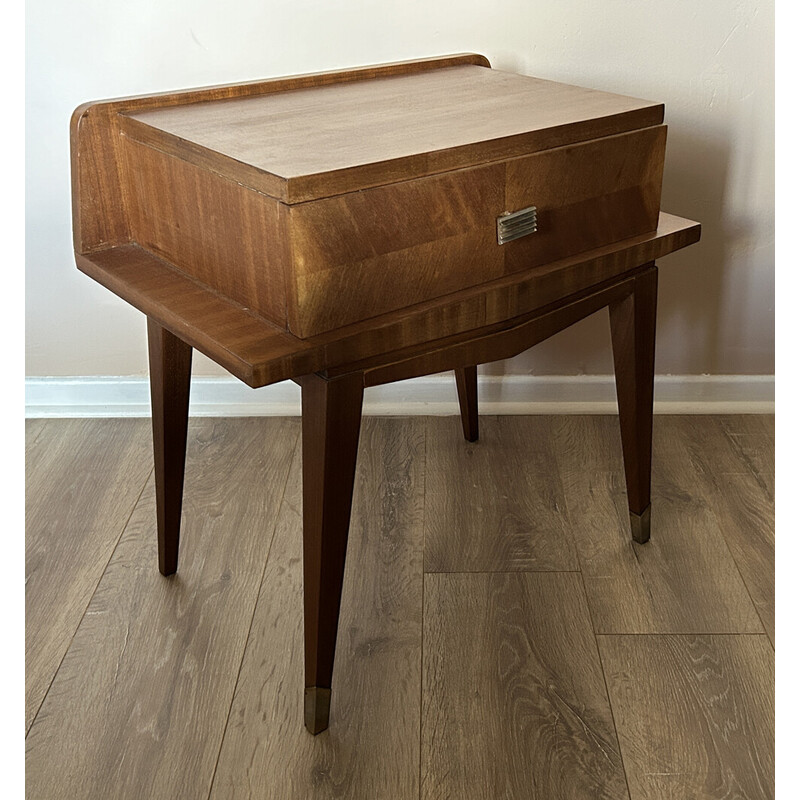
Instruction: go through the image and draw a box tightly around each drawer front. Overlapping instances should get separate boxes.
[503,125,666,275]
[286,162,506,338]
[287,126,666,338]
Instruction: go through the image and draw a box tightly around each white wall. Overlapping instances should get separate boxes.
[25,0,774,380]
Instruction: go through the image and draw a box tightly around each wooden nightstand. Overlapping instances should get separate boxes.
[71,53,700,734]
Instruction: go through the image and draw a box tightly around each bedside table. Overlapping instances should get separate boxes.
[71,53,700,734]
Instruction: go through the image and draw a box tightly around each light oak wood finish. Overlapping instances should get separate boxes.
[210,419,425,799]
[664,416,775,645]
[719,415,775,500]
[25,419,153,732]
[26,419,298,800]
[422,572,628,799]
[598,634,774,800]
[424,416,578,573]
[551,416,764,635]
[26,416,773,798]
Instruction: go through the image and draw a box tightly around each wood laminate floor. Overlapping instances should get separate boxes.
[25,415,774,800]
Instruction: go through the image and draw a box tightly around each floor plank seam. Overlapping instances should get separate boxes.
[421,568,583,575]
[418,419,428,800]
[25,416,774,797]
[594,632,771,638]
[719,421,774,501]
[711,423,775,648]
[204,425,301,800]
[703,487,771,642]
[25,464,154,738]
[574,531,634,800]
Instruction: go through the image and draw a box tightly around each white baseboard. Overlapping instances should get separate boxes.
[25,374,774,418]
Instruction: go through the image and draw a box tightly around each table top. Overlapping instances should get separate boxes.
[124,64,663,202]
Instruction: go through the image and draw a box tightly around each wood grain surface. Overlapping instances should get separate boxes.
[26,419,298,800]
[598,634,774,800]
[70,54,489,250]
[551,416,764,634]
[25,419,153,731]
[664,417,775,644]
[125,65,662,202]
[422,572,627,799]
[210,419,425,799]
[74,57,684,344]
[424,416,578,572]
[125,139,289,327]
[76,214,700,387]
[147,319,193,575]
[25,416,773,799]
[284,127,665,335]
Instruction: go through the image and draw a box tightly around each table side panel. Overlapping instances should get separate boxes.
[123,136,290,329]
[70,103,131,252]
[287,126,666,338]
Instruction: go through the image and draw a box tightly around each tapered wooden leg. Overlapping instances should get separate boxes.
[147,318,192,576]
[299,371,364,734]
[454,365,479,442]
[609,265,658,544]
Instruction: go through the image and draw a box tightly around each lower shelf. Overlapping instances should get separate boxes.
[76,212,700,388]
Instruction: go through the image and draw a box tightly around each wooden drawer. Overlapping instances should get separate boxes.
[72,55,668,339]
[121,125,665,337]
[286,125,665,336]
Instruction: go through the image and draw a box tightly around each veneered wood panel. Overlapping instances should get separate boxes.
[70,103,131,251]
[291,231,501,337]
[71,54,489,248]
[422,572,628,799]
[124,137,289,328]
[599,634,774,800]
[126,65,663,203]
[504,126,666,274]
[287,127,665,336]
[75,214,700,387]
[289,162,504,273]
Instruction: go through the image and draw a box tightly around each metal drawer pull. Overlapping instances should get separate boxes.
[496,206,538,244]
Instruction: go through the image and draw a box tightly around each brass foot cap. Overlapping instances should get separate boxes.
[629,505,652,544]
[304,687,332,735]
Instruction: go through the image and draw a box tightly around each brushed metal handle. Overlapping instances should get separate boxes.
[497,206,538,244]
